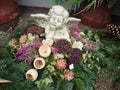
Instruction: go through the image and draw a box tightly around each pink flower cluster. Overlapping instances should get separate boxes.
[16,39,42,65]
[69,22,83,41]
[69,22,99,50]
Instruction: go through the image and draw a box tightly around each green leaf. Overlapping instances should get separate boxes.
[41,84,54,90]
[108,0,117,8]
[44,78,53,85]
[47,65,55,73]
[35,80,44,89]
[74,78,84,90]
[60,82,73,90]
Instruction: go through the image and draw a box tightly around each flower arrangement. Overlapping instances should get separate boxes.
[8,6,100,90]
[8,23,99,89]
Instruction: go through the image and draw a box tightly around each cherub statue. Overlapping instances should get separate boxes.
[31,5,81,41]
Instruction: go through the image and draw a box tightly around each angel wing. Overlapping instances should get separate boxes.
[31,14,49,27]
[66,17,81,28]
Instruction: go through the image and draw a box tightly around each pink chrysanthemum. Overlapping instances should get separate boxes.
[64,69,74,81]
[55,58,67,70]
[9,39,18,46]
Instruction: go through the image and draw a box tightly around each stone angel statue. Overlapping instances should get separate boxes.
[31,5,81,41]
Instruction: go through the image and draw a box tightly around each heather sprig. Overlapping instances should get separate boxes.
[16,45,32,61]
[84,40,100,50]
[69,23,84,42]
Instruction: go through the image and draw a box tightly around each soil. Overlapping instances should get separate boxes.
[95,76,117,90]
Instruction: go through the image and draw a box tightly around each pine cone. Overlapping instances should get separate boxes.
[69,48,82,64]
[106,24,120,39]
[22,24,44,35]
[54,39,72,54]
[64,69,74,81]
[55,58,67,70]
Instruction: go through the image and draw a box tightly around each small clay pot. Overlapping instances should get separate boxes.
[0,0,19,24]
[33,58,45,69]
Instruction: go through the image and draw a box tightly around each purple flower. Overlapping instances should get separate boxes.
[15,44,35,66]
[30,39,42,48]
[16,53,28,61]
[83,40,100,50]
[16,45,30,54]
[16,45,31,61]
[69,22,84,41]
[51,47,58,53]
[15,39,42,63]
[27,53,34,66]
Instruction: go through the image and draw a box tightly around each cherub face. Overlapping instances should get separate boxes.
[50,14,63,27]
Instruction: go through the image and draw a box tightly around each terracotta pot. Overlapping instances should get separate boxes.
[76,0,112,29]
[0,0,19,24]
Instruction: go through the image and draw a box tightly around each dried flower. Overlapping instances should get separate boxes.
[64,69,74,81]
[9,39,18,46]
[55,58,67,70]
[22,24,44,35]
[54,39,72,54]
[69,48,82,64]
[19,34,28,44]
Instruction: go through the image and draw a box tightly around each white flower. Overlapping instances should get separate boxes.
[54,53,64,60]
[80,32,85,36]
[28,33,36,41]
[42,38,54,46]
[69,64,74,70]
[72,41,83,50]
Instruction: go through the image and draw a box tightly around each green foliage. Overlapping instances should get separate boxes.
[59,81,73,90]
[108,0,118,8]
[53,0,118,13]
[0,49,37,90]
[1,21,120,90]
[95,31,120,89]
[74,62,96,90]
